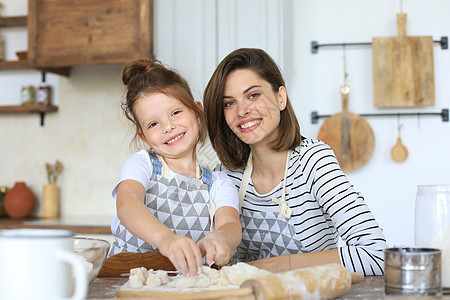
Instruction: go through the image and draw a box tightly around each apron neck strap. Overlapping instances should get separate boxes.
[238,151,293,219]
[159,155,202,184]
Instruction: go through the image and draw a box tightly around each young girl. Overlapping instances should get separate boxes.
[110,59,241,277]
[203,48,388,276]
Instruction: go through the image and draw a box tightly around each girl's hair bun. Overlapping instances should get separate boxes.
[122,59,161,86]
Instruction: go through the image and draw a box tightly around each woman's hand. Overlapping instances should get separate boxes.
[157,234,203,277]
[197,235,231,266]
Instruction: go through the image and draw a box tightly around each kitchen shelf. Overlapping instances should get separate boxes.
[0,60,71,76]
[0,15,27,27]
[0,15,71,76]
[0,104,58,126]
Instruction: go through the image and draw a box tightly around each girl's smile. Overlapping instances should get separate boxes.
[165,132,185,145]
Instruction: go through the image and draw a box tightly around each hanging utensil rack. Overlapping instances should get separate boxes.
[311,37,448,53]
[310,36,448,124]
[311,109,449,124]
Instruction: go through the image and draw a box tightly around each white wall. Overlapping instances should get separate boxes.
[0,0,449,247]
[289,0,450,248]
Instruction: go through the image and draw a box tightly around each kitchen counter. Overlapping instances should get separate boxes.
[0,216,113,234]
[87,276,450,299]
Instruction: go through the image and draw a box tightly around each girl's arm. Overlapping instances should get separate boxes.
[116,179,203,276]
[197,206,242,266]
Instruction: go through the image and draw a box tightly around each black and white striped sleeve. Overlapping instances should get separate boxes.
[310,142,388,275]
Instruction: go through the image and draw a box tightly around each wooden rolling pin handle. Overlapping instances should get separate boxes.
[241,263,352,300]
[351,272,365,284]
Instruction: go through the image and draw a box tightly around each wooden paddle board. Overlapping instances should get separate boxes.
[99,251,176,277]
[318,85,375,173]
[372,13,435,107]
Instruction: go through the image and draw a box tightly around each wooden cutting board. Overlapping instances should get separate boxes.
[116,263,352,300]
[372,13,435,107]
[117,285,254,299]
[318,85,375,173]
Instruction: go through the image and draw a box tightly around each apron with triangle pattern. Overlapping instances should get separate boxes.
[110,153,215,256]
[232,150,305,263]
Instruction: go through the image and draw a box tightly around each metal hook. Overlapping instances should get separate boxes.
[397,114,403,138]
[398,123,404,138]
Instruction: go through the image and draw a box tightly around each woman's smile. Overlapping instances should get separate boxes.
[238,119,262,131]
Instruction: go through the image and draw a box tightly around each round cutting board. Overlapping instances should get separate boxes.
[318,85,375,172]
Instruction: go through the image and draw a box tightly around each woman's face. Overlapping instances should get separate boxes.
[135,92,200,160]
[222,69,287,147]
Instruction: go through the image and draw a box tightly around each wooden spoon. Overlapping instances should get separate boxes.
[391,124,408,162]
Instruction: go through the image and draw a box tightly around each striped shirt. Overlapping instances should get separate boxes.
[219,139,387,275]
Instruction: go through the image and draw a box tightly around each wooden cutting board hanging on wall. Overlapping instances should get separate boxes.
[372,13,435,107]
[318,85,375,173]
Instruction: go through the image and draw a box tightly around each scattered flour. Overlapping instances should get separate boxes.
[126,262,272,289]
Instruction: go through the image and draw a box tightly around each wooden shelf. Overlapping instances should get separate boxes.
[0,15,27,27]
[0,60,71,76]
[0,60,30,68]
[0,15,71,76]
[0,104,57,113]
[0,104,58,126]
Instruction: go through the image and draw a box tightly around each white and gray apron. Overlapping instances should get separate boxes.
[233,150,306,263]
[110,154,215,256]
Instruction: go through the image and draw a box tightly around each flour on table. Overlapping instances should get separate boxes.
[126,262,272,289]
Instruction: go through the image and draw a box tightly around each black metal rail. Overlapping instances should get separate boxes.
[311,108,449,124]
[311,36,448,53]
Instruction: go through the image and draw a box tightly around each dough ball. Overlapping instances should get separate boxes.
[154,270,170,285]
[201,265,220,282]
[128,274,144,288]
[130,267,147,284]
[145,271,162,287]
[219,262,272,286]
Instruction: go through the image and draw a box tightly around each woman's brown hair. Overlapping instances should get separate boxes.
[122,59,206,150]
[203,48,301,170]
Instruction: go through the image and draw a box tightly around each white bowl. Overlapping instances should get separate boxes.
[72,237,110,283]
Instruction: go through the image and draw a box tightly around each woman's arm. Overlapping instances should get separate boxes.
[247,249,340,272]
[310,142,388,275]
[116,179,203,276]
[197,206,242,266]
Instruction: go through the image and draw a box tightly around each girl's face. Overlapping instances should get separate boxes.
[222,69,287,147]
[135,93,201,160]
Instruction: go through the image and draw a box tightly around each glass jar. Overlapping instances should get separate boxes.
[37,84,52,105]
[20,86,35,104]
[415,184,450,289]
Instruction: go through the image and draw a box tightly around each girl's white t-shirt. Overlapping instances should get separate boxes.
[112,150,239,212]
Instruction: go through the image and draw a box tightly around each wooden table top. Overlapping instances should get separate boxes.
[0,216,112,234]
[87,276,450,299]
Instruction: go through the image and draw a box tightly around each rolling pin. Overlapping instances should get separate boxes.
[241,263,351,300]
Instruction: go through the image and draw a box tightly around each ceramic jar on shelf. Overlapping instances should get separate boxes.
[4,182,35,219]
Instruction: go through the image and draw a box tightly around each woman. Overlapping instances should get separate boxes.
[203,48,387,275]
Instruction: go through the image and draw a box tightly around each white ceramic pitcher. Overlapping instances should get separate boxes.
[415,184,450,289]
[0,229,88,300]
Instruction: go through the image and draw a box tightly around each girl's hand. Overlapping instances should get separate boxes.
[157,234,203,277]
[197,235,231,266]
